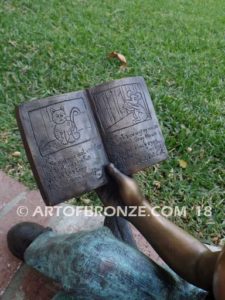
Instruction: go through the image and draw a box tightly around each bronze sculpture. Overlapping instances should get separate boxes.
[7,164,224,299]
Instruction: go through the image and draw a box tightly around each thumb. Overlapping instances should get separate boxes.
[106,163,127,185]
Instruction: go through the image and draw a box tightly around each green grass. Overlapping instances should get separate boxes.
[0,0,224,244]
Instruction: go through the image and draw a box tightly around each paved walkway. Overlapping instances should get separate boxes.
[0,171,163,300]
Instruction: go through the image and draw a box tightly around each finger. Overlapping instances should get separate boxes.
[106,163,127,184]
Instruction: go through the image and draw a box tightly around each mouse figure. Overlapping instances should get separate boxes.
[50,105,81,145]
[123,90,147,123]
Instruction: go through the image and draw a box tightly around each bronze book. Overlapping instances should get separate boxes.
[16,77,168,205]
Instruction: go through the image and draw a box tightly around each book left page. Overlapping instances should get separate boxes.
[17,90,109,205]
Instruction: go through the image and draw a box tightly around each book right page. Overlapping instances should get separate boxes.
[88,77,168,175]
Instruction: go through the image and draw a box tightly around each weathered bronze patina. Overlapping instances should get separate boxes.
[16,77,167,205]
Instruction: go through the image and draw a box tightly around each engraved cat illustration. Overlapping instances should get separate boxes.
[50,105,80,145]
[123,90,148,123]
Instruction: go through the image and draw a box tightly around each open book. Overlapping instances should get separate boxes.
[16,77,168,205]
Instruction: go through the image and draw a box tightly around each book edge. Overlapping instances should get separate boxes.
[16,105,52,205]
[87,76,144,92]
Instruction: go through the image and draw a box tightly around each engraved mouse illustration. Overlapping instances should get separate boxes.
[50,105,80,145]
[123,91,147,123]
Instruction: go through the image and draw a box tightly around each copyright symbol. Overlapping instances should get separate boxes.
[17,206,28,217]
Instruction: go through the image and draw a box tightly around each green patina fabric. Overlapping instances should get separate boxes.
[24,227,208,300]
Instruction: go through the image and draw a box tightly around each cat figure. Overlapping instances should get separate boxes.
[123,91,147,123]
[50,105,80,145]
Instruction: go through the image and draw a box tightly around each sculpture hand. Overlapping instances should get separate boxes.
[96,163,143,208]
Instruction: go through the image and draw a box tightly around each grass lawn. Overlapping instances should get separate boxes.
[0,0,224,244]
